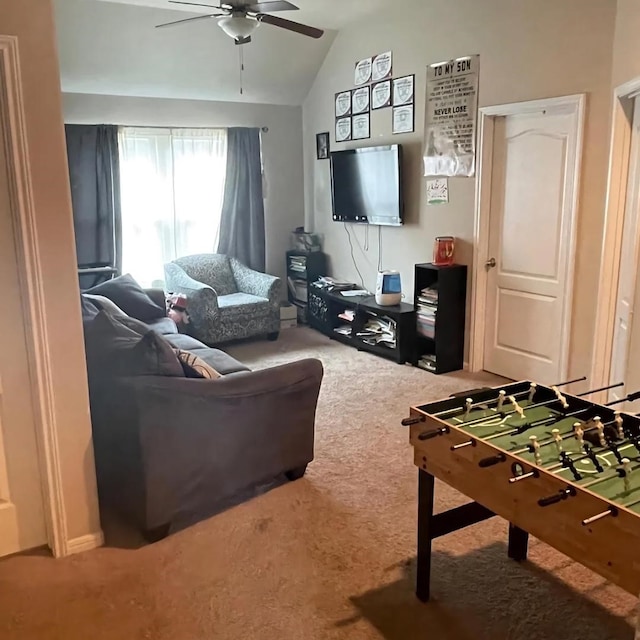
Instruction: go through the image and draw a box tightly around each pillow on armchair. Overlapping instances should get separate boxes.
[85,274,165,323]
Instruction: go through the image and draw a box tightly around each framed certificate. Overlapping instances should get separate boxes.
[392,105,414,134]
[352,113,370,140]
[393,75,415,106]
[371,80,392,110]
[354,57,372,86]
[335,91,351,118]
[336,117,352,142]
[352,86,370,114]
[372,51,392,83]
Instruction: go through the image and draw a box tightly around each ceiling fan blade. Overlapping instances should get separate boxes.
[156,13,221,28]
[245,1,299,12]
[168,1,223,8]
[257,14,323,38]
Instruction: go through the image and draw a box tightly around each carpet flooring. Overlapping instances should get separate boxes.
[0,327,637,639]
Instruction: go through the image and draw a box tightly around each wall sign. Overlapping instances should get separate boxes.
[335,91,352,118]
[352,113,370,140]
[372,51,392,82]
[424,55,479,177]
[352,86,370,114]
[371,80,391,110]
[336,117,352,142]
[426,178,449,205]
[354,57,372,86]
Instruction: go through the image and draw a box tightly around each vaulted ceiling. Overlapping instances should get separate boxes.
[53,0,386,105]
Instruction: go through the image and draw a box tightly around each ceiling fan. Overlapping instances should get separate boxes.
[156,1,324,45]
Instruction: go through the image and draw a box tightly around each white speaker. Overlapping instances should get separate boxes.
[375,270,402,306]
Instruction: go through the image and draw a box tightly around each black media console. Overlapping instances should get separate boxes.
[307,287,416,365]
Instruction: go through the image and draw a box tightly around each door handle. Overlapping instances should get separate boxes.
[485,257,496,269]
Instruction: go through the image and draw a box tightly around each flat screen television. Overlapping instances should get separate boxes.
[330,144,403,226]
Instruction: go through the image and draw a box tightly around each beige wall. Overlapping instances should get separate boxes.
[612,0,640,87]
[0,0,101,541]
[302,0,616,377]
[62,93,305,284]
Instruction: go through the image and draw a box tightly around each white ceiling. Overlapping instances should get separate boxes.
[54,0,387,105]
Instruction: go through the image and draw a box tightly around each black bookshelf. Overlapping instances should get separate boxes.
[414,263,467,374]
[286,250,327,323]
[308,288,416,365]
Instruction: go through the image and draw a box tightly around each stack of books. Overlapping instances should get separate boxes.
[356,314,397,349]
[416,286,437,339]
[288,255,307,275]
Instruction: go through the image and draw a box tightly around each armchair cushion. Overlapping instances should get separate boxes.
[173,254,237,296]
[86,274,165,323]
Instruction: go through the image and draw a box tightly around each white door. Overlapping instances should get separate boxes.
[484,103,581,382]
[0,102,47,557]
[610,97,640,408]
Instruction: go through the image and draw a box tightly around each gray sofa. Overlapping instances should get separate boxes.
[164,254,282,345]
[81,283,323,540]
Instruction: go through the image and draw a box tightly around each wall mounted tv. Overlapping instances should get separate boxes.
[330,144,404,226]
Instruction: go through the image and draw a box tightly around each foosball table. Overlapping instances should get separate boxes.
[404,378,640,631]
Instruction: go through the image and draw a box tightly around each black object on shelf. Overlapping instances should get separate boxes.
[414,263,467,375]
[286,250,327,324]
[308,288,416,365]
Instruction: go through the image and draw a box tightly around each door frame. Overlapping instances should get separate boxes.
[468,94,585,377]
[0,36,69,557]
[591,75,640,402]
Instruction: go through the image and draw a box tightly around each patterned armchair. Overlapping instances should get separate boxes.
[164,254,282,345]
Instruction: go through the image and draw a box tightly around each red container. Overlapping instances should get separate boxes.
[433,236,455,266]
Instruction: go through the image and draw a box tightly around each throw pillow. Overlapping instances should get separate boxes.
[173,349,222,379]
[85,274,165,323]
[83,293,128,318]
[83,311,183,378]
[81,295,100,323]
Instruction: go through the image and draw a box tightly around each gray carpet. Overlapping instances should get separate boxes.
[0,327,636,639]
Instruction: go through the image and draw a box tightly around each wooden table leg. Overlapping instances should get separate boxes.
[507,523,529,562]
[417,468,435,602]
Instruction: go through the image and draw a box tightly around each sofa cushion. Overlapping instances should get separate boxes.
[147,317,179,336]
[174,254,237,296]
[163,333,209,351]
[173,349,222,379]
[189,347,250,375]
[85,274,166,323]
[84,311,184,378]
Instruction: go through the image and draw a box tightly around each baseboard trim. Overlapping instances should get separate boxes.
[66,530,104,555]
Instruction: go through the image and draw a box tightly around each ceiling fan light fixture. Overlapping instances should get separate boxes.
[218,14,259,40]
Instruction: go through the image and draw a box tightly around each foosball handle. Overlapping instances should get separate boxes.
[417,427,450,441]
[478,453,506,468]
[401,416,426,426]
[538,487,576,507]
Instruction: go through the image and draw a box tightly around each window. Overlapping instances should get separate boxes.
[118,127,227,287]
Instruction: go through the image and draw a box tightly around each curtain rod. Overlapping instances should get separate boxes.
[83,124,269,132]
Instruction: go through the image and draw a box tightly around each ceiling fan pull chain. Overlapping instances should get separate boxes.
[238,45,244,95]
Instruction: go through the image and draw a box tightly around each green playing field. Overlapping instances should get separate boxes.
[445,400,640,511]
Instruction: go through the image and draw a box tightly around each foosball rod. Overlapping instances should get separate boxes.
[526,390,640,430]
[582,490,640,526]
[434,376,587,419]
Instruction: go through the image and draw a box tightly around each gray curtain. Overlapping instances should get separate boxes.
[65,124,121,289]
[217,127,265,272]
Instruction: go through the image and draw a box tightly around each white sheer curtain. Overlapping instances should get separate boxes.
[119,127,227,287]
